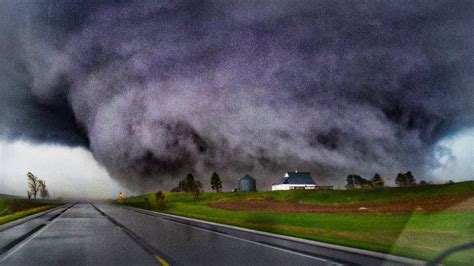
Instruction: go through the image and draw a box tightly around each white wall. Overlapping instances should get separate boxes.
[271,184,316,191]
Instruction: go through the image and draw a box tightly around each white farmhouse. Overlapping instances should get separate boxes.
[271,171,316,190]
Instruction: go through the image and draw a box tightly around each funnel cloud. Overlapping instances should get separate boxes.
[1,0,473,191]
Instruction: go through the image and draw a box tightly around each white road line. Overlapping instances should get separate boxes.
[0,205,72,263]
[163,218,339,264]
[112,205,342,265]
[122,205,425,265]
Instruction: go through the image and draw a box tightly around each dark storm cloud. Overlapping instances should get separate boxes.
[1,0,473,190]
[0,1,88,146]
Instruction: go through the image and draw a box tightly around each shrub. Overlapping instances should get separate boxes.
[155,191,165,210]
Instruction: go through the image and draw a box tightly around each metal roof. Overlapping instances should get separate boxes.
[274,172,315,185]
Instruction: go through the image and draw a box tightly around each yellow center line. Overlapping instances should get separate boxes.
[155,255,170,266]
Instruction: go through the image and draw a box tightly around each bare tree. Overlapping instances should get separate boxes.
[27,172,40,199]
[38,180,50,199]
[191,180,202,201]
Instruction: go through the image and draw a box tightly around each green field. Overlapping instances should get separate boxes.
[0,195,59,225]
[116,181,474,265]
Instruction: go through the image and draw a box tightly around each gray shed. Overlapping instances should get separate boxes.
[238,175,257,192]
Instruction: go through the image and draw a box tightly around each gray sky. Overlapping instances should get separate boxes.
[0,1,473,196]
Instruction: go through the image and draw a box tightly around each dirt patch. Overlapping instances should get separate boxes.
[210,194,474,214]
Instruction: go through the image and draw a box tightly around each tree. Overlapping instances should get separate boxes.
[184,173,196,192]
[178,180,186,192]
[171,173,202,193]
[155,191,165,209]
[405,171,415,186]
[395,171,416,187]
[191,180,202,201]
[210,172,222,192]
[395,173,404,187]
[355,175,373,188]
[27,172,40,199]
[346,174,372,189]
[371,173,384,188]
[38,180,50,199]
[346,175,355,189]
[419,180,428,186]
[171,173,202,198]
[171,180,186,192]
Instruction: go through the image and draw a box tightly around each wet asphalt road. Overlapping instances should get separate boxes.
[0,203,331,266]
[0,204,156,265]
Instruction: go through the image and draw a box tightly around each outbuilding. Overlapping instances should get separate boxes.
[238,175,257,192]
[272,171,316,190]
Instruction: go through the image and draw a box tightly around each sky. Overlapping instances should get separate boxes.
[431,129,474,183]
[0,140,122,199]
[0,0,473,197]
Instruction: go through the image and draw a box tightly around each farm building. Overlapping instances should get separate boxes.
[238,175,257,192]
[272,171,316,190]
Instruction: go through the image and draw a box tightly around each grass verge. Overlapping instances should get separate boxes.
[0,196,60,225]
[116,181,474,265]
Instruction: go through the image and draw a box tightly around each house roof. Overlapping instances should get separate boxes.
[273,172,315,185]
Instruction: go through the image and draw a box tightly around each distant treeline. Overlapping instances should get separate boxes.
[345,171,454,189]
[168,170,454,194]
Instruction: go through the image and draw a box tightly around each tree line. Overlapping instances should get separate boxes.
[138,172,223,211]
[26,172,49,199]
[345,171,436,189]
[170,172,223,200]
[346,173,385,189]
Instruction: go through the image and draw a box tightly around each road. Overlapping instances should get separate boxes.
[0,203,418,265]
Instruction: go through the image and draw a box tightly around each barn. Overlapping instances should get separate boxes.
[271,171,316,190]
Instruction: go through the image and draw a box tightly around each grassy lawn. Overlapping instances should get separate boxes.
[0,196,60,225]
[116,181,474,265]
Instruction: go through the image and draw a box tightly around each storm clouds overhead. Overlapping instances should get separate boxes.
[1,0,473,191]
